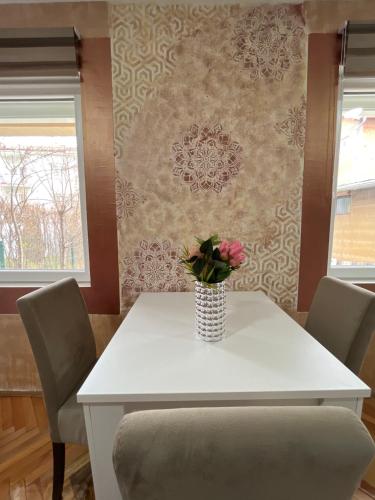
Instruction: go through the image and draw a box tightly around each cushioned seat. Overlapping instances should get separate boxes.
[113,406,375,500]
[17,278,96,499]
[305,276,375,374]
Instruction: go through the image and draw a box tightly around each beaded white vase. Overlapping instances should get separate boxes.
[195,281,226,342]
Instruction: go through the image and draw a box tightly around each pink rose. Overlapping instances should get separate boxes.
[229,253,245,267]
[219,240,245,267]
[189,245,202,259]
[219,240,230,260]
[228,240,245,267]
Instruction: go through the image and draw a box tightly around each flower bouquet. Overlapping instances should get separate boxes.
[181,234,245,285]
[180,235,245,342]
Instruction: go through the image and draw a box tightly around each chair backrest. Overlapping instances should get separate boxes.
[113,406,374,500]
[305,276,375,374]
[17,278,96,441]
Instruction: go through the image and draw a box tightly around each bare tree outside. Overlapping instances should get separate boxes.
[0,140,84,271]
[36,147,83,269]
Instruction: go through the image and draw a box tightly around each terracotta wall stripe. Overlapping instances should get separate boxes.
[298,33,341,311]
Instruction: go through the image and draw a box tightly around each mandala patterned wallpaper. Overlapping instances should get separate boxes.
[110,3,307,313]
[172,124,243,193]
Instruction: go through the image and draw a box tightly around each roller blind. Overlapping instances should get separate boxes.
[341,21,375,77]
[0,27,80,84]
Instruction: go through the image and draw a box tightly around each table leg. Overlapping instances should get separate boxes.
[83,403,124,500]
[320,397,363,417]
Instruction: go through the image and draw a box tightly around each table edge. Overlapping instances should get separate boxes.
[77,387,371,404]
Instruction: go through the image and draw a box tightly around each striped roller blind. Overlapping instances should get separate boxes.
[341,21,375,77]
[0,27,80,82]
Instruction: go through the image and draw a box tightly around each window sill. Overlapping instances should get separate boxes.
[328,267,375,285]
[0,270,91,288]
[0,281,91,288]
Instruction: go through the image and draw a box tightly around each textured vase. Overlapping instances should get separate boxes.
[195,281,226,342]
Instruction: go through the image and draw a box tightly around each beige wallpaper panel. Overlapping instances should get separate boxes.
[111,3,307,313]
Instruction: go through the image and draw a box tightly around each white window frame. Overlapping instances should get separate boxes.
[328,71,375,283]
[0,83,90,287]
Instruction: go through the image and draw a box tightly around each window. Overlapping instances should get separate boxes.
[329,85,375,281]
[0,95,90,286]
[336,195,352,215]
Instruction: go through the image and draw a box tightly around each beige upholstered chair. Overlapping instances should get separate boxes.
[113,406,374,500]
[17,278,96,500]
[305,276,375,374]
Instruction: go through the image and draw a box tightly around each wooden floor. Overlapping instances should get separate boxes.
[0,396,93,499]
[0,396,374,499]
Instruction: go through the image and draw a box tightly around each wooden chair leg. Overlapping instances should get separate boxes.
[52,442,65,500]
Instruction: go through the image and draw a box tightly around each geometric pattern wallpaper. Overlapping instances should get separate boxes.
[110,3,307,313]
[229,183,302,311]
[111,4,231,159]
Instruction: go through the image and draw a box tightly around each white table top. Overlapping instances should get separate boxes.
[78,291,370,404]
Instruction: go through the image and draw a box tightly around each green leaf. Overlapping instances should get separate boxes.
[200,239,213,255]
[215,268,231,283]
[186,255,198,263]
[213,259,227,269]
[205,265,215,283]
[210,234,221,246]
[212,248,221,260]
[192,258,205,276]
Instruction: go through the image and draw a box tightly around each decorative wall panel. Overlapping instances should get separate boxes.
[111,3,307,313]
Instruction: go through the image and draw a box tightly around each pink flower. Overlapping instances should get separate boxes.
[188,245,202,259]
[220,240,245,267]
[219,240,231,260]
[229,241,245,267]
[230,253,245,267]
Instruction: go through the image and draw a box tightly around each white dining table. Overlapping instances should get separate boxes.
[77,291,371,500]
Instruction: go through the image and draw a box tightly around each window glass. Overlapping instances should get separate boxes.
[0,98,89,281]
[336,195,351,215]
[330,93,375,275]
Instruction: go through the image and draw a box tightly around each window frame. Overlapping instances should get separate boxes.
[0,85,91,287]
[327,74,375,283]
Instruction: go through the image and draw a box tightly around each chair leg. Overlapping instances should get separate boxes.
[52,442,65,500]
